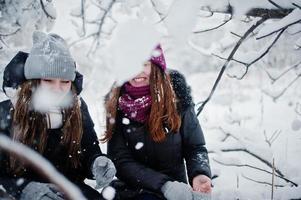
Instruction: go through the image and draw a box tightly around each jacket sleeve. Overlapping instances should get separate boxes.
[181,105,212,185]
[80,99,103,179]
[107,124,172,193]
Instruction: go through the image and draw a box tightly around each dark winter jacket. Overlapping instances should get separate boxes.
[107,70,211,195]
[0,98,102,197]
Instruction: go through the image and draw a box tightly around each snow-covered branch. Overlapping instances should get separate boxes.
[194,14,232,34]
[40,0,56,20]
[263,61,301,84]
[212,158,295,187]
[0,134,87,200]
[69,0,117,54]
[196,17,268,115]
[262,74,301,101]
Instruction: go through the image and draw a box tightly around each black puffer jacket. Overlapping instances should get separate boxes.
[107,70,211,195]
[0,98,103,197]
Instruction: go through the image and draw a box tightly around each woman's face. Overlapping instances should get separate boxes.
[129,61,151,87]
[40,78,72,93]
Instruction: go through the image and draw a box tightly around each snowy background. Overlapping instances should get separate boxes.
[1,0,301,199]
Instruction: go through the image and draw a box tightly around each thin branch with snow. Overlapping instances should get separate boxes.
[262,74,301,101]
[40,0,56,20]
[211,156,298,187]
[228,28,286,80]
[263,61,301,84]
[0,134,87,200]
[241,174,284,187]
[263,129,281,147]
[193,14,232,34]
[196,17,267,115]
[212,158,297,186]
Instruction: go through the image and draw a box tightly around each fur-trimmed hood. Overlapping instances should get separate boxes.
[168,69,193,112]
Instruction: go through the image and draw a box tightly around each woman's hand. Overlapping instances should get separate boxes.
[192,175,212,193]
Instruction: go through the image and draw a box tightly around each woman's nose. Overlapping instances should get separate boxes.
[51,82,62,92]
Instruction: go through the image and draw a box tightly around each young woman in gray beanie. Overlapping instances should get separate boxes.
[0,31,116,200]
[102,45,212,200]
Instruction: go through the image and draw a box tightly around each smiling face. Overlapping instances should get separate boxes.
[129,61,151,87]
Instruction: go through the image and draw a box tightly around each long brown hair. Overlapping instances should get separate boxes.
[10,79,83,174]
[102,64,181,142]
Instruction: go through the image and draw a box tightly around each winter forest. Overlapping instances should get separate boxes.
[0,0,301,199]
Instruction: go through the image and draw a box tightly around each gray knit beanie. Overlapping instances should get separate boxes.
[24,31,76,81]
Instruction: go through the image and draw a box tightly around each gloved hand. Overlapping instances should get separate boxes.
[92,156,116,189]
[161,181,193,200]
[192,191,211,200]
[20,182,64,200]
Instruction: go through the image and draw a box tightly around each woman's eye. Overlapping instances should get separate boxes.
[61,81,70,84]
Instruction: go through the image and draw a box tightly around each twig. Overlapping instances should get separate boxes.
[88,0,116,54]
[231,31,243,38]
[257,16,301,39]
[263,61,301,84]
[150,0,169,23]
[199,6,293,19]
[0,28,21,37]
[263,130,281,147]
[211,147,284,176]
[292,3,301,10]
[81,0,86,36]
[262,74,301,101]
[268,0,284,10]
[272,158,275,200]
[230,28,286,80]
[218,126,239,142]
[241,174,284,187]
[40,0,56,20]
[196,17,267,116]
[0,134,87,200]
[193,14,232,34]
[212,158,298,187]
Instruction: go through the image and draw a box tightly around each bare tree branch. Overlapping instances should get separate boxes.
[228,28,286,80]
[212,158,297,186]
[81,0,86,36]
[0,134,87,200]
[257,16,301,39]
[264,61,301,83]
[88,0,116,54]
[200,6,294,19]
[210,147,285,176]
[69,0,116,54]
[150,0,168,23]
[0,28,21,47]
[268,0,284,10]
[263,129,281,147]
[241,174,284,187]
[193,14,232,34]
[262,74,301,101]
[196,17,267,116]
[230,31,243,38]
[40,0,56,20]
[292,3,301,10]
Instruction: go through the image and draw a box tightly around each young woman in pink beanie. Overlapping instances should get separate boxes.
[102,45,212,200]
